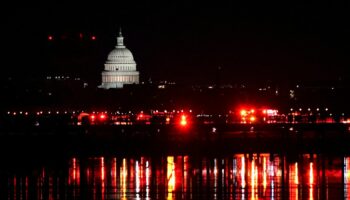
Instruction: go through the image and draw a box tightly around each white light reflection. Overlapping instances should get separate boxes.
[241,156,246,188]
[146,160,150,199]
[135,161,140,193]
[270,159,275,200]
[214,158,218,191]
[271,180,274,200]
[135,160,140,200]
[344,158,350,200]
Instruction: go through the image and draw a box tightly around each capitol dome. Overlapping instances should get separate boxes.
[99,28,140,89]
[106,48,136,64]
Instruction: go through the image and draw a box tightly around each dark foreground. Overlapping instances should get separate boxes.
[1,123,350,199]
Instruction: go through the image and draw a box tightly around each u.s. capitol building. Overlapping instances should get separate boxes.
[99,28,139,89]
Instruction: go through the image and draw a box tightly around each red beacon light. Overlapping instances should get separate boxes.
[99,113,107,120]
[239,108,257,123]
[180,114,188,126]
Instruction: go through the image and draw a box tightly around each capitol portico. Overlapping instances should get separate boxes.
[99,28,139,89]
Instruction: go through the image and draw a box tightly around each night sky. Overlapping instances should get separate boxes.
[2,1,350,85]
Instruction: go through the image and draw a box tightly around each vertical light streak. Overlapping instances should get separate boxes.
[271,180,274,200]
[344,157,350,200]
[289,162,299,200]
[251,159,258,200]
[294,162,299,185]
[145,160,150,198]
[270,160,275,200]
[100,157,105,200]
[309,162,314,200]
[25,176,29,200]
[263,157,267,191]
[251,159,255,198]
[121,158,127,200]
[167,156,175,193]
[112,158,117,194]
[241,156,246,188]
[184,156,189,193]
[135,161,140,193]
[73,158,76,181]
[101,157,105,181]
[309,162,314,185]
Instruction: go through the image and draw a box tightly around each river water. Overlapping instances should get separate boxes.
[3,153,350,199]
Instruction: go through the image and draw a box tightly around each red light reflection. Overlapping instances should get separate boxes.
[68,158,80,186]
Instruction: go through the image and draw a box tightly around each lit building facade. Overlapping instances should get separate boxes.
[99,29,139,89]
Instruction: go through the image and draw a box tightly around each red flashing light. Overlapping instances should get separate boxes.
[240,110,247,116]
[180,115,187,126]
[91,36,96,40]
[48,35,53,41]
[90,115,96,121]
[99,114,106,120]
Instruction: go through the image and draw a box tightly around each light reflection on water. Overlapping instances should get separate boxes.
[5,154,350,199]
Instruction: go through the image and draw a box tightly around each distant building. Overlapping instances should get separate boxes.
[99,28,139,89]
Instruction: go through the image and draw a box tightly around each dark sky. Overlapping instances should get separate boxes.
[2,1,350,85]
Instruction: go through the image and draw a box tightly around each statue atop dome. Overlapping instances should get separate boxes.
[116,27,125,48]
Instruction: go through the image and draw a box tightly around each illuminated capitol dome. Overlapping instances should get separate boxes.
[99,28,139,89]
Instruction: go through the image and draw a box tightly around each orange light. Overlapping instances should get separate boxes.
[240,110,247,116]
[250,109,255,113]
[250,116,256,122]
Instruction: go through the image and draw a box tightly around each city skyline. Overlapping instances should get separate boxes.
[2,2,349,85]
